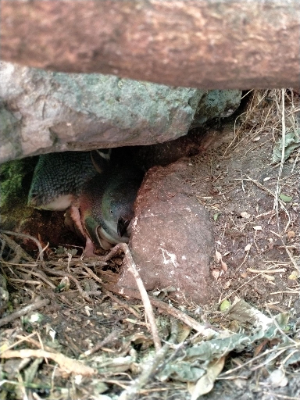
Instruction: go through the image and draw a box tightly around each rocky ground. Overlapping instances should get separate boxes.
[0,89,299,399]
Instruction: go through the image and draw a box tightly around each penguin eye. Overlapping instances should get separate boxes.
[110,209,113,214]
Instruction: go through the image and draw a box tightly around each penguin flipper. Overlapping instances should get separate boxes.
[90,149,111,174]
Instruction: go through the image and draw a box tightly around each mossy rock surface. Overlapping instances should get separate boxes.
[0,158,37,230]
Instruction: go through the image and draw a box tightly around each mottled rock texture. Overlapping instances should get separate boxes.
[119,159,216,304]
[0,61,241,164]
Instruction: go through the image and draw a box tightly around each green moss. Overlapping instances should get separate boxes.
[0,158,37,229]
[1,160,25,209]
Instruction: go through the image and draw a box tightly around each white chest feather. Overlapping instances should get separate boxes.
[42,194,74,211]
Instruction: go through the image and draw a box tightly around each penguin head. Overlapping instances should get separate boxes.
[78,176,116,251]
[100,176,139,240]
[78,167,143,250]
[91,184,135,249]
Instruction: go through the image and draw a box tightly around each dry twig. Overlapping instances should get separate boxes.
[0,230,45,263]
[104,284,217,338]
[82,329,120,357]
[0,298,50,328]
[117,243,162,352]
[0,233,35,263]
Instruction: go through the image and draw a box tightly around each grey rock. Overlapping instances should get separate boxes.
[0,103,22,162]
[193,89,243,126]
[0,61,241,164]
[119,159,216,304]
[0,61,200,162]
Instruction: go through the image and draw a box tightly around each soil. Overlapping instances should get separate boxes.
[200,115,299,310]
[0,89,299,399]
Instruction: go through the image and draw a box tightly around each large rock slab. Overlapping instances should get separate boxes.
[2,1,299,89]
[0,61,241,164]
[119,159,216,304]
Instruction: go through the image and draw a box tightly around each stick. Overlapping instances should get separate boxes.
[103,284,217,338]
[0,231,45,263]
[0,298,50,327]
[118,244,162,352]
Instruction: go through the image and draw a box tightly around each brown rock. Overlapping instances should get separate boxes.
[2,1,299,89]
[118,159,216,304]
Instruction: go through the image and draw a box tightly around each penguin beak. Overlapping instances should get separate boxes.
[117,217,130,237]
[83,217,112,250]
[96,226,113,250]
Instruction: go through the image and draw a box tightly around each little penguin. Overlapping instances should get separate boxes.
[28,150,111,211]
